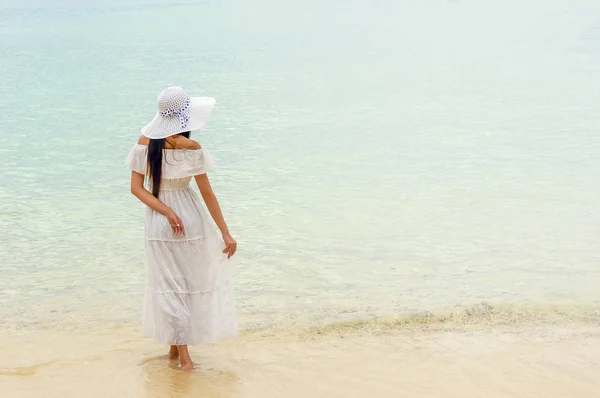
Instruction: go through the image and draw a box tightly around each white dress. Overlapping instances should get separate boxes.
[126,144,237,346]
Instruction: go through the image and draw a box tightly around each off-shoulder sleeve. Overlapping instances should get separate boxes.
[185,148,217,176]
[125,145,147,175]
[161,148,217,179]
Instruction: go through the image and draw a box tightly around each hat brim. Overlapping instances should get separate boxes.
[141,96,216,139]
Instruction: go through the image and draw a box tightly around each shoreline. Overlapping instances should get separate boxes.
[2,318,600,397]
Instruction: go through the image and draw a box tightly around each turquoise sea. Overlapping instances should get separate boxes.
[2,1,600,396]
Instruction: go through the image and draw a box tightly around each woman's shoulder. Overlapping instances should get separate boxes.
[169,135,202,150]
[135,135,202,150]
[137,136,150,146]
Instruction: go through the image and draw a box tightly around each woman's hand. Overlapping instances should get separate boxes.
[166,210,185,236]
[222,233,237,259]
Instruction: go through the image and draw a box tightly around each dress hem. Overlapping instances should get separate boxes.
[142,330,238,346]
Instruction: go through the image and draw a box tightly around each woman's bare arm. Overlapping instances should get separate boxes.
[130,171,185,236]
[194,173,237,257]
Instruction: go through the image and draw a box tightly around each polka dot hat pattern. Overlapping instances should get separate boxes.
[158,87,191,130]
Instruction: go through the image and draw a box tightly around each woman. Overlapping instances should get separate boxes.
[126,86,237,370]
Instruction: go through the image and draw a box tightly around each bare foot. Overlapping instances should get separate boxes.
[168,345,179,359]
[177,345,194,371]
[180,359,194,371]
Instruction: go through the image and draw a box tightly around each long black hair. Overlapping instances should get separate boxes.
[147,131,190,197]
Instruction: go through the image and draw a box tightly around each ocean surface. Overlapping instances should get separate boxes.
[2,0,600,396]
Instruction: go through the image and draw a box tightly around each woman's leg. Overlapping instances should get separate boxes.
[168,345,179,359]
[177,345,193,370]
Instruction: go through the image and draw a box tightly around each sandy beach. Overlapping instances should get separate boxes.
[3,308,600,398]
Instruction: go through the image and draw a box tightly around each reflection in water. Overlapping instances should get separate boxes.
[140,355,241,398]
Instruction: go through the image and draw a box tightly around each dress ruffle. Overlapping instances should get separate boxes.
[125,144,217,178]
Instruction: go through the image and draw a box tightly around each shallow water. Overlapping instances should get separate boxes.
[2,0,600,396]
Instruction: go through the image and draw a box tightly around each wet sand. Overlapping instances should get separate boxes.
[3,321,600,398]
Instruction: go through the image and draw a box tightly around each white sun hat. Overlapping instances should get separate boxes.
[141,86,216,139]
